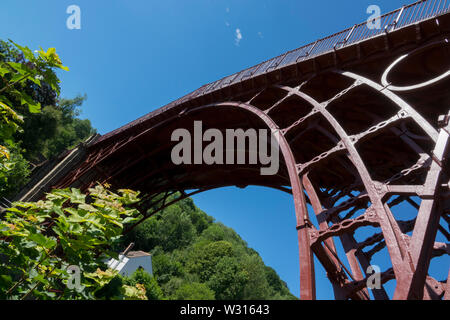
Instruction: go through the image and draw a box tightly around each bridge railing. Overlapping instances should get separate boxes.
[95,0,450,145]
[182,0,449,103]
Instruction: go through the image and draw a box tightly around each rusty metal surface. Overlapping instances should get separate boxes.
[43,1,450,300]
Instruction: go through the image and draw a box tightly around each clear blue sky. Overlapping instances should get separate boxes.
[1,0,447,299]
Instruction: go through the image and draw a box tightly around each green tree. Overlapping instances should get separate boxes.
[126,204,197,253]
[178,198,212,234]
[0,40,69,156]
[0,39,95,199]
[162,277,185,297]
[155,207,197,252]
[0,40,69,199]
[122,196,296,300]
[172,282,215,300]
[124,268,164,300]
[124,217,159,252]
[152,253,185,285]
[0,143,29,198]
[265,266,297,300]
[18,95,95,161]
[186,240,234,282]
[241,254,270,300]
[200,224,226,242]
[207,256,249,300]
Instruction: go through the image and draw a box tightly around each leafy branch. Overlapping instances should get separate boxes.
[0,184,146,300]
[0,40,68,161]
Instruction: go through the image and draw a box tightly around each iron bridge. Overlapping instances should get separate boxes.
[13,0,450,300]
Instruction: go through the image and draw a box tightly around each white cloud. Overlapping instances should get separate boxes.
[226,7,230,13]
[225,21,230,27]
[258,31,263,39]
[235,28,243,46]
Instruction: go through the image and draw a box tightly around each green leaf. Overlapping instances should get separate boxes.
[27,102,41,114]
[33,274,50,286]
[6,207,23,214]
[7,62,29,75]
[10,40,35,61]
[0,275,12,287]
[28,76,41,87]
[70,188,86,204]
[19,92,41,113]
[28,233,57,249]
[122,217,139,224]
[0,65,10,77]
[64,207,79,216]
[79,203,98,212]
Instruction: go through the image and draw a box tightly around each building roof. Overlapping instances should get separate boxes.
[126,250,151,258]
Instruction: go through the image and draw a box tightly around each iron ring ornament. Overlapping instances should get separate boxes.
[381,39,450,91]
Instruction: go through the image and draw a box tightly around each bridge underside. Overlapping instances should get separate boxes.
[16,7,450,300]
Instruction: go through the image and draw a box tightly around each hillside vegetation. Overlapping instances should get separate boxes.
[122,196,297,300]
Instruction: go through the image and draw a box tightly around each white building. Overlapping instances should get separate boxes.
[107,250,153,277]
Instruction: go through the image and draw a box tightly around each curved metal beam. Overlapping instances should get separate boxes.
[274,84,415,293]
[335,70,439,143]
[185,101,316,300]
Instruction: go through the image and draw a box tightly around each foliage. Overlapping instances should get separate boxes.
[207,256,249,300]
[162,277,185,297]
[0,40,68,161]
[0,39,141,301]
[84,268,147,300]
[0,142,30,198]
[0,39,95,199]
[0,184,145,300]
[241,254,270,300]
[126,204,197,253]
[186,240,234,281]
[172,282,215,300]
[18,98,95,161]
[124,195,297,300]
[123,268,164,300]
[152,253,185,285]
